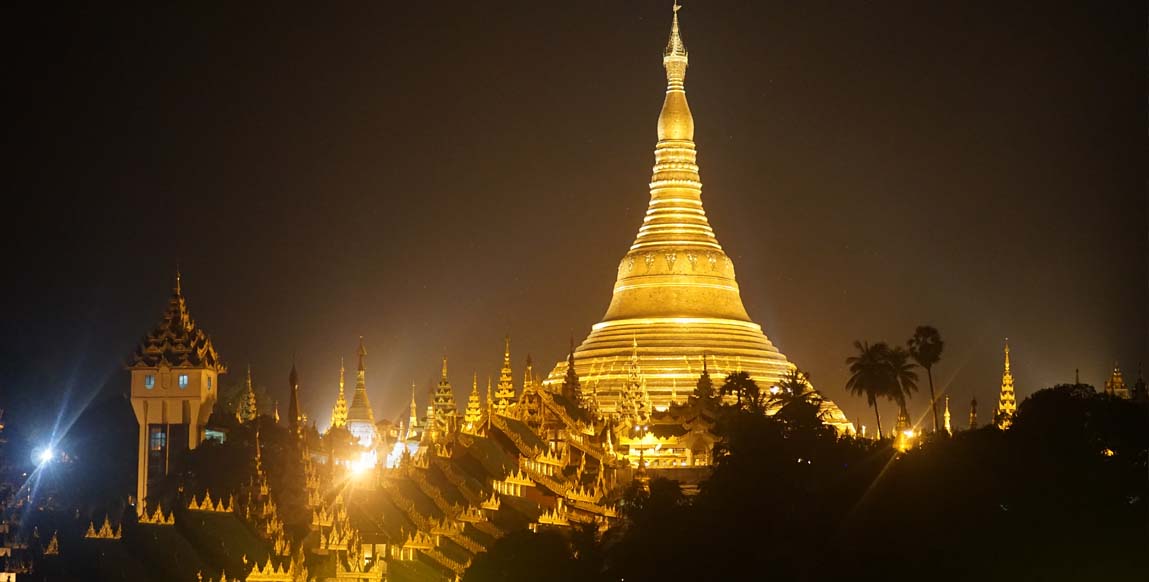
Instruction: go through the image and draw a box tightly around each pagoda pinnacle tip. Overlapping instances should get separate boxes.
[664,2,687,60]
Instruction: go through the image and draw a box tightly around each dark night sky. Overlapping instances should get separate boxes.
[4,1,1146,436]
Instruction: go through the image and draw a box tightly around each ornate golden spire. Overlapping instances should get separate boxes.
[329,357,348,429]
[432,355,457,427]
[995,339,1016,430]
[346,337,376,443]
[495,335,516,414]
[409,382,419,428]
[237,365,258,423]
[464,373,482,432]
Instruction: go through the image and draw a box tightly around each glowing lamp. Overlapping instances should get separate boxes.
[36,448,55,465]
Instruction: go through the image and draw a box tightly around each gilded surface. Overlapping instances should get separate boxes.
[544,10,850,430]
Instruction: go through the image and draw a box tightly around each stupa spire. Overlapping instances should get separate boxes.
[995,339,1016,429]
[464,373,482,432]
[330,357,348,429]
[237,365,258,423]
[346,337,376,446]
[495,336,516,414]
[409,382,419,429]
[433,355,457,429]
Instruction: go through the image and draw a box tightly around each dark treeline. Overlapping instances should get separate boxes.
[464,383,1148,581]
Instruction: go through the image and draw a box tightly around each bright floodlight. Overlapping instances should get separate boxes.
[37,448,55,465]
[349,451,375,477]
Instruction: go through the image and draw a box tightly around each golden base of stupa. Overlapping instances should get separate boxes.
[544,316,853,431]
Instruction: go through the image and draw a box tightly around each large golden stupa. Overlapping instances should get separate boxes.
[544,7,850,429]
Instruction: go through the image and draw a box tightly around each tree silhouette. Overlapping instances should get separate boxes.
[908,326,945,432]
[720,371,762,413]
[846,341,894,438]
[887,346,920,408]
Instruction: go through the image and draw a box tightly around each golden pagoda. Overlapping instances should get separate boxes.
[494,336,516,415]
[463,373,482,432]
[432,356,458,432]
[994,340,1017,429]
[544,5,850,429]
[1104,362,1130,399]
[346,337,377,446]
[329,358,348,429]
[237,366,259,424]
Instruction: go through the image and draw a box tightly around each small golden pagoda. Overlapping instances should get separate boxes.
[346,337,377,446]
[494,336,516,414]
[330,358,348,429]
[1104,362,1130,399]
[544,5,850,430]
[463,374,482,433]
[995,340,1017,429]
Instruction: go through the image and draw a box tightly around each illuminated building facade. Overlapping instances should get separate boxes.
[543,5,851,431]
[127,272,226,506]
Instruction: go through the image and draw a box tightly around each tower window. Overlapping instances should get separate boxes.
[144,375,155,389]
[178,374,189,389]
[149,427,167,451]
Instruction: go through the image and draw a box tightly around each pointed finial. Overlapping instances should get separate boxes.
[357,336,367,371]
[441,355,449,382]
[1003,338,1011,372]
[664,1,688,60]
[174,266,182,296]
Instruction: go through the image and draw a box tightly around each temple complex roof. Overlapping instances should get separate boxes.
[128,272,225,372]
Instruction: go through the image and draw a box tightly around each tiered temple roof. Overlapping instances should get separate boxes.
[129,272,225,372]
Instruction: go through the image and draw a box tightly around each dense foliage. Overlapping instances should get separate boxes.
[465,384,1148,581]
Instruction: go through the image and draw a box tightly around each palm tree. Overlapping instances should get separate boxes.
[886,346,920,409]
[907,326,944,433]
[846,341,893,438]
[771,368,813,409]
[721,371,762,412]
